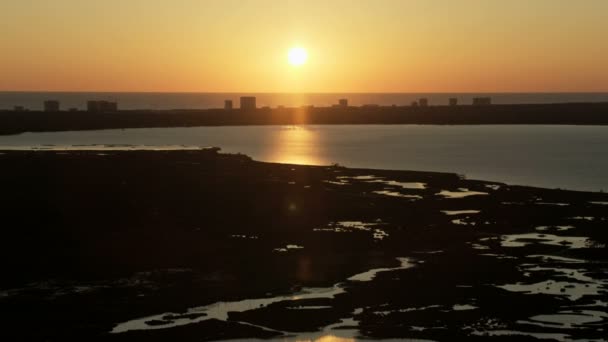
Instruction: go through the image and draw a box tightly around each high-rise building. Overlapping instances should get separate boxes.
[419,98,429,107]
[339,99,348,107]
[87,100,118,113]
[105,101,118,112]
[240,97,257,110]
[224,100,233,110]
[472,97,492,106]
[44,100,60,112]
[449,98,458,106]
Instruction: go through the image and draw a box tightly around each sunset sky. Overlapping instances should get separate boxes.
[1,0,607,93]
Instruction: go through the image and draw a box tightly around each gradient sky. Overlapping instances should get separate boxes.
[1,0,607,92]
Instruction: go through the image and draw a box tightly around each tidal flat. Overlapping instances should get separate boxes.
[0,149,606,341]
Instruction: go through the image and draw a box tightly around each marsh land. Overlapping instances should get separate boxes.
[0,149,607,341]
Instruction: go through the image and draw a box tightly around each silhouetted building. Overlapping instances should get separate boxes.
[44,100,60,112]
[68,108,78,112]
[419,98,429,107]
[87,100,118,113]
[240,97,257,110]
[411,101,419,107]
[339,99,348,107]
[473,97,492,106]
[14,106,25,112]
[449,98,458,106]
[224,100,233,110]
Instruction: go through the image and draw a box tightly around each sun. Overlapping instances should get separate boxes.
[288,47,308,66]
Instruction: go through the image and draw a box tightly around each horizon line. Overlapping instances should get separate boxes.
[2,90,608,95]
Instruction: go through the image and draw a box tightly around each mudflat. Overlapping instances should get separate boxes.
[0,149,607,341]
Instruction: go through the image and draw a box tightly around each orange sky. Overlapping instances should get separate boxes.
[1,0,607,92]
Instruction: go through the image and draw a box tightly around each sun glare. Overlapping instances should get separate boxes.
[288,47,308,66]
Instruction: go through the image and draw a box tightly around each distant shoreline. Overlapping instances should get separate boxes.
[1,102,608,135]
[3,92,608,111]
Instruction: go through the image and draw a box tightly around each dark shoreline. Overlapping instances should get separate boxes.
[0,149,607,340]
[1,102,608,135]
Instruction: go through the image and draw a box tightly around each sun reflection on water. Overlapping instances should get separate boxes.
[295,335,356,342]
[267,126,327,166]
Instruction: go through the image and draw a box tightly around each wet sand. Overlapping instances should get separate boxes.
[0,149,607,341]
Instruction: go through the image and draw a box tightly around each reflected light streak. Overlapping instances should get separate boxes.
[296,336,356,342]
[267,126,327,166]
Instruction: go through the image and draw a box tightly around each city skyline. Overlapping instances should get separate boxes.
[1,0,607,93]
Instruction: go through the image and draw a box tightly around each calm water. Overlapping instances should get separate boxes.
[2,92,608,110]
[1,125,607,192]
